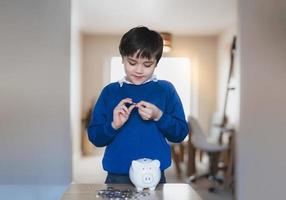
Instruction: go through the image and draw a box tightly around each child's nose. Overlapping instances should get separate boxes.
[135,65,143,73]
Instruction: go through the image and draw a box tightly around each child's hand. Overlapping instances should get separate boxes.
[136,101,163,121]
[111,98,136,130]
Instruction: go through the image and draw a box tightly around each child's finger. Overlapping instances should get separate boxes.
[118,98,133,106]
[118,110,129,118]
[115,105,127,115]
[137,102,157,115]
[128,104,136,113]
[121,105,129,113]
[138,106,152,115]
[138,109,151,120]
[136,100,152,108]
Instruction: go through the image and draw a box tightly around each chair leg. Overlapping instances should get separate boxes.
[187,141,196,177]
[189,172,210,183]
[189,152,224,192]
[208,152,224,192]
[171,145,181,179]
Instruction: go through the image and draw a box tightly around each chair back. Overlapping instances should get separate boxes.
[209,112,224,142]
[189,116,208,149]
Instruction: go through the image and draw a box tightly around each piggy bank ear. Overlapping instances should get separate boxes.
[131,160,141,169]
[152,159,160,168]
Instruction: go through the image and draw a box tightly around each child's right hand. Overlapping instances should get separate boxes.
[111,98,136,130]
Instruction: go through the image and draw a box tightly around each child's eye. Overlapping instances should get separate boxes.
[144,64,153,68]
[128,62,136,66]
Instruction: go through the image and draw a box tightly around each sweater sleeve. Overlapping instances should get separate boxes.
[155,82,189,143]
[87,86,119,147]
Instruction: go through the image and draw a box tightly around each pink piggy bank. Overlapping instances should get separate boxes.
[129,158,161,191]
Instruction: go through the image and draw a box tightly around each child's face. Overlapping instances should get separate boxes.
[122,54,156,85]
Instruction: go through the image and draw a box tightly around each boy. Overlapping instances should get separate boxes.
[88,26,189,184]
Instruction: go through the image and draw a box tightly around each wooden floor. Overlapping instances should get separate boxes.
[73,149,233,200]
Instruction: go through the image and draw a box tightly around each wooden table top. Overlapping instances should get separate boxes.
[61,183,202,200]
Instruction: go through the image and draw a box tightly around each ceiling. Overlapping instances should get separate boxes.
[76,0,237,36]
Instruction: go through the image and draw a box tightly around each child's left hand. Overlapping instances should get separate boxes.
[136,101,163,121]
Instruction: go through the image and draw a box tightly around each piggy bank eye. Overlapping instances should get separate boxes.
[149,167,151,170]
[142,167,145,170]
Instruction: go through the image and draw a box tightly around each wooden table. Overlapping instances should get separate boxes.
[61,183,202,200]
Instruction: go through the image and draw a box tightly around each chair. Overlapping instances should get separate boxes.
[188,116,229,192]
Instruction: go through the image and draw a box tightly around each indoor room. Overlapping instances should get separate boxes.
[1,0,285,200]
[71,0,237,199]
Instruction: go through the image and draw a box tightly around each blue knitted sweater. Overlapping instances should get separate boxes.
[88,80,189,174]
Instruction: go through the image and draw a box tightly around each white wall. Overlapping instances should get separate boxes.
[169,36,218,133]
[237,0,286,199]
[81,35,120,115]
[71,0,83,159]
[0,0,71,198]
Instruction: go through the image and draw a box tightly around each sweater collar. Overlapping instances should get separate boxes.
[118,75,158,87]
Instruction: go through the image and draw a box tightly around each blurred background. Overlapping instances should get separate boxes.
[1,0,286,199]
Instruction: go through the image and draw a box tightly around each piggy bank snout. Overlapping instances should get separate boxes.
[142,174,154,184]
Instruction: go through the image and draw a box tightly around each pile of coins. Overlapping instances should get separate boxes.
[96,186,150,199]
